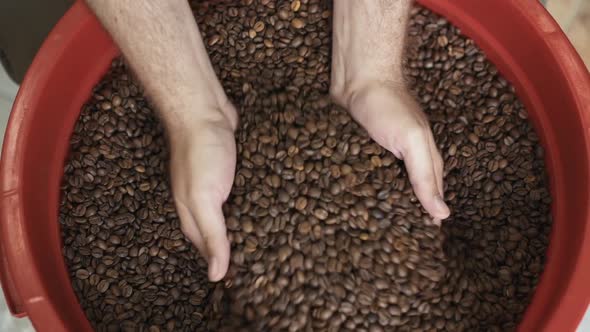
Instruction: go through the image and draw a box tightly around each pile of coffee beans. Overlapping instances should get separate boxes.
[60,1,552,331]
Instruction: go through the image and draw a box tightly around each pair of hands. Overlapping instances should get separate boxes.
[85,0,449,282]
[125,0,450,282]
[171,81,450,281]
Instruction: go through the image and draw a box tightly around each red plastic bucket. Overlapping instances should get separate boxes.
[1,1,589,331]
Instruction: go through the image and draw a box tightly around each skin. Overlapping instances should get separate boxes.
[86,0,450,282]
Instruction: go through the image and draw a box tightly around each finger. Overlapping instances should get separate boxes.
[427,135,447,226]
[176,201,207,258]
[401,129,450,221]
[427,131,445,199]
[191,195,231,282]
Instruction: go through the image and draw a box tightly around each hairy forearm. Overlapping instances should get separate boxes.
[85,0,231,130]
[332,0,412,92]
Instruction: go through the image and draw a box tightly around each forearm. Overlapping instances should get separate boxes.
[332,0,412,95]
[85,0,232,131]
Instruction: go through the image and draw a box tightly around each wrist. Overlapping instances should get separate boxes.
[331,74,407,110]
[343,79,411,123]
[158,95,238,136]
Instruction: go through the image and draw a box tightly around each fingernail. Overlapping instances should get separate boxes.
[209,256,220,281]
[434,195,450,218]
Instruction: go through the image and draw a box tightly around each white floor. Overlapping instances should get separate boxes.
[0,65,17,150]
[0,63,588,331]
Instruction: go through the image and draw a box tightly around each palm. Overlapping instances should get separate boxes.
[345,84,450,221]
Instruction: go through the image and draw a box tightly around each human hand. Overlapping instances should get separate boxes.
[167,101,238,281]
[331,0,450,222]
[331,81,450,222]
[85,0,242,281]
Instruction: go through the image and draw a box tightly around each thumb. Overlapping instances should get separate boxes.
[192,195,230,282]
[400,130,450,220]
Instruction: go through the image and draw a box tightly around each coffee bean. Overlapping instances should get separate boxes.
[291,0,301,12]
[75,269,90,280]
[278,245,293,263]
[313,208,328,220]
[97,280,110,293]
[278,8,290,20]
[291,18,305,29]
[295,197,308,211]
